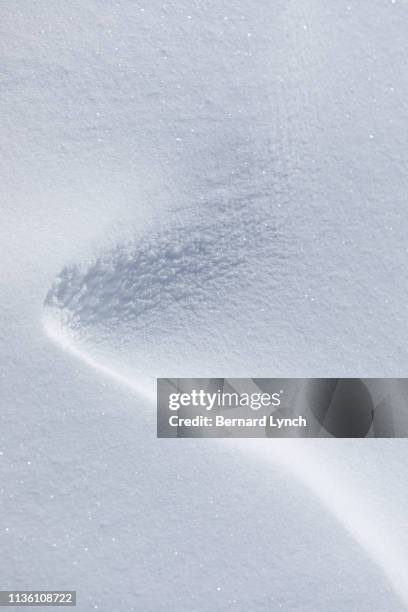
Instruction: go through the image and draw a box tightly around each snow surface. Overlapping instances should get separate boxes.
[2,0,408,610]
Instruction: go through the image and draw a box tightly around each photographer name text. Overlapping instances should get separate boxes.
[169,415,307,429]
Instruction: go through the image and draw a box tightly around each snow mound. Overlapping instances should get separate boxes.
[42,192,291,379]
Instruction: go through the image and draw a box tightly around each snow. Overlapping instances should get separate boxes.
[2,0,408,610]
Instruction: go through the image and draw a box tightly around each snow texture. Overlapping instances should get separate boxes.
[2,0,408,610]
